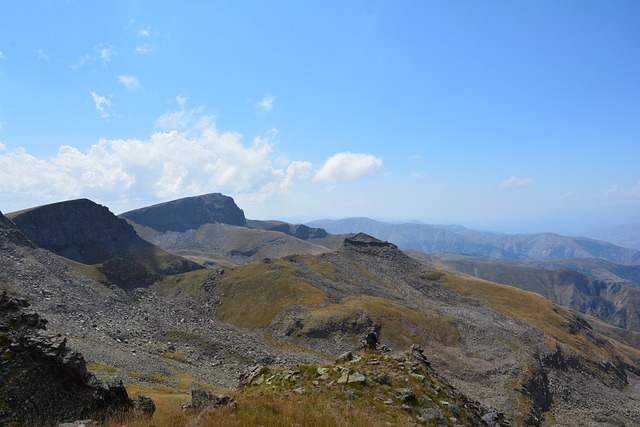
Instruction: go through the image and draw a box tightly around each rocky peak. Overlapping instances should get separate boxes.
[341,232,399,251]
[7,199,140,265]
[119,193,246,232]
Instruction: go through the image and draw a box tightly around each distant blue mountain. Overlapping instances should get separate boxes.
[306,217,640,265]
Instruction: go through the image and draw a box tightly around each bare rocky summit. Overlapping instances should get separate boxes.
[119,192,247,232]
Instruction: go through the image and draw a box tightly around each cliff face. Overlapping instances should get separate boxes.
[6,199,202,287]
[120,193,246,232]
[8,199,140,265]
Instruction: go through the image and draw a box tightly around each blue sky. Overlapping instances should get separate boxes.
[1,1,638,234]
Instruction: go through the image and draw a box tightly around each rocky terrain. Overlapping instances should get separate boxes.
[0,291,154,426]
[3,196,640,425]
[238,345,510,426]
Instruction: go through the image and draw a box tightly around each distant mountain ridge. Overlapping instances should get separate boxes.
[121,195,344,266]
[414,251,640,333]
[307,217,640,265]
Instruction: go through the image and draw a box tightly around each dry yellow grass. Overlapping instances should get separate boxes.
[443,272,634,364]
[300,296,460,349]
[215,259,325,328]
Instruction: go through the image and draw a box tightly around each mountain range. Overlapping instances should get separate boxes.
[2,193,640,425]
[307,217,640,264]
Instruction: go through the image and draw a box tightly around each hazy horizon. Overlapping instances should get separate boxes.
[1,2,638,234]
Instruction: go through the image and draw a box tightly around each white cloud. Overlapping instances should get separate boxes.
[138,27,151,38]
[96,46,114,63]
[314,152,383,182]
[499,176,533,188]
[90,91,113,119]
[117,75,141,89]
[606,182,640,200]
[72,45,115,68]
[0,51,5,60]
[256,95,276,113]
[135,43,154,54]
[37,48,49,61]
[0,111,312,209]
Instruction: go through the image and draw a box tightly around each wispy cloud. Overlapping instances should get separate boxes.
[37,49,49,61]
[0,111,312,207]
[411,171,428,179]
[256,95,276,113]
[499,176,533,188]
[0,51,5,60]
[138,27,151,38]
[135,43,154,54]
[117,75,141,90]
[72,45,115,68]
[90,91,113,119]
[605,182,640,199]
[315,152,383,182]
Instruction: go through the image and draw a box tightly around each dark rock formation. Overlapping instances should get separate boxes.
[0,292,154,426]
[120,193,246,232]
[260,222,328,240]
[8,199,142,264]
[342,232,398,250]
[6,199,202,287]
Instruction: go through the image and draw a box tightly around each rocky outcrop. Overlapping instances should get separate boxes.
[257,222,328,240]
[0,292,154,426]
[238,345,509,426]
[6,199,202,287]
[120,193,246,232]
[0,211,33,247]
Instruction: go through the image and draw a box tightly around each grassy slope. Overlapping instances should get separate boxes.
[215,258,325,328]
[442,272,637,366]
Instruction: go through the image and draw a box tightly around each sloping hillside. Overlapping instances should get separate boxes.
[211,234,640,425]
[3,203,640,425]
[6,199,202,287]
[122,195,344,266]
[416,252,640,333]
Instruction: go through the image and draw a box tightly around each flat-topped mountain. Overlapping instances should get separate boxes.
[308,217,640,264]
[6,199,202,287]
[122,195,343,266]
[120,193,246,232]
